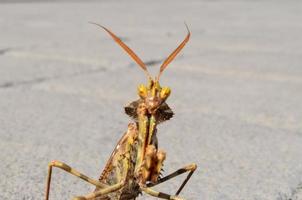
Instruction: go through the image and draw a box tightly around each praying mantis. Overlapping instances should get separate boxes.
[45,23,197,200]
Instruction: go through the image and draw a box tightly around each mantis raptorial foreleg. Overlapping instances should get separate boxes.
[141,186,184,200]
[45,160,108,200]
[146,163,197,195]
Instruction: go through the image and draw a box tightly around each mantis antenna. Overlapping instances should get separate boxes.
[157,23,190,80]
[90,22,152,80]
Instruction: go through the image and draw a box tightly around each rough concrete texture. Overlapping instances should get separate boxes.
[1,1,302,200]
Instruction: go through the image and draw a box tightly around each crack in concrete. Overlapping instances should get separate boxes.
[6,51,106,66]
[145,58,164,66]
[128,58,164,68]
[0,77,46,88]
[0,67,106,89]
[0,48,11,55]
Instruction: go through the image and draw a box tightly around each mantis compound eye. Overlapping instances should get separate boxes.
[138,84,148,98]
[160,87,171,100]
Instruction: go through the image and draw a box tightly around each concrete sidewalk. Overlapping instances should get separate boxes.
[1,1,302,199]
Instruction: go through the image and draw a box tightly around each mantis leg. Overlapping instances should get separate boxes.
[45,160,108,200]
[72,181,125,200]
[140,186,184,200]
[146,163,197,195]
[73,127,137,200]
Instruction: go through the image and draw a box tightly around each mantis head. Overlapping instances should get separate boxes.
[137,79,171,114]
[91,22,190,114]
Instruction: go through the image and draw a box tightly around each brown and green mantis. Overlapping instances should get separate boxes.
[45,23,197,200]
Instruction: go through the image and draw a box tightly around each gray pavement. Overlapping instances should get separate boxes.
[1,1,302,199]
